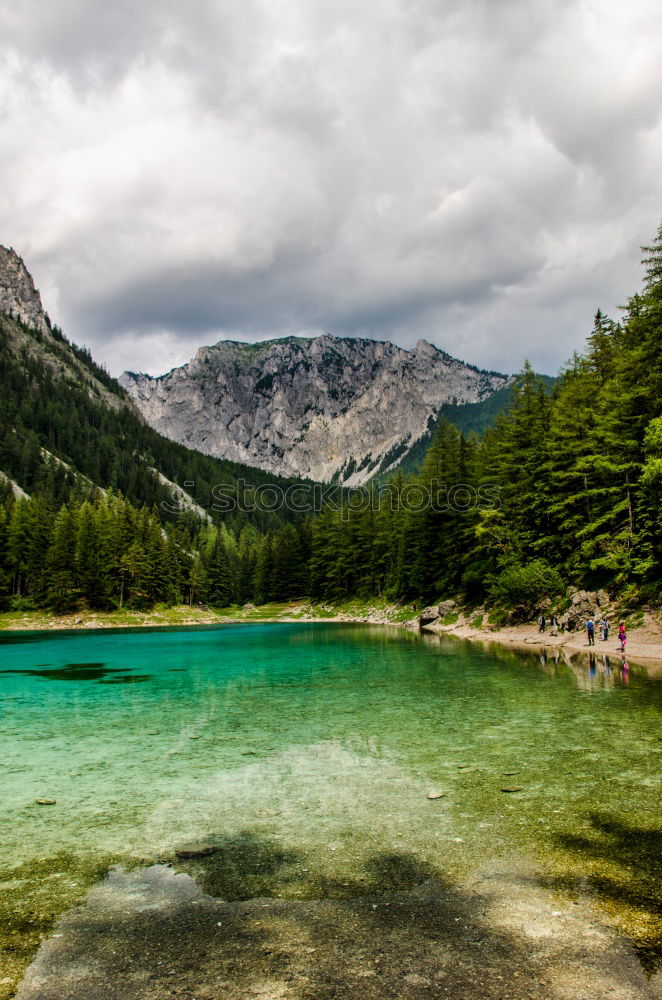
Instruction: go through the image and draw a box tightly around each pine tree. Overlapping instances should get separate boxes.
[47,506,79,611]
[7,499,37,598]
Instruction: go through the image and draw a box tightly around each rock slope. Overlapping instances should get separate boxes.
[121,335,509,484]
[0,245,51,335]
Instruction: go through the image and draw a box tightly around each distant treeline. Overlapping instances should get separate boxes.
[0,490,311,611]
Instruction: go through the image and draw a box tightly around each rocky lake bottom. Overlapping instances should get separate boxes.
[0,623,660,998]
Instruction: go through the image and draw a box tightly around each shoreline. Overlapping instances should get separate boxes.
[422,611,662,676]
[1,602,662,675]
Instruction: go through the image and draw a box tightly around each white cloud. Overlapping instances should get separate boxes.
[0,0,660,376]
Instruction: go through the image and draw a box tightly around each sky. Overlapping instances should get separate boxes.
[1,0,661,377]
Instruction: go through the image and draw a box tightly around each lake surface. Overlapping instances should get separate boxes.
[1,622,660,988]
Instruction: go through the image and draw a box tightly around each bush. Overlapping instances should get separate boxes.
[8,596,37,612]
[489,560,564,610]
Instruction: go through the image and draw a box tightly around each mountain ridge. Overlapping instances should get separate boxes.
[121,333,510,485]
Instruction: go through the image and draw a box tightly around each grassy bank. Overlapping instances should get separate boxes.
[0,598,420,632]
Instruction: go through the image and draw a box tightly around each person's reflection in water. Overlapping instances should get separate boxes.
[620,657,630,685]
[601,654,611,676]
[588,653,597,679]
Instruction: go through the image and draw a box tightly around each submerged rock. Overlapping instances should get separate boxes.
[175,843,218,859]
[35,798,56,805]
[427,790,446,800]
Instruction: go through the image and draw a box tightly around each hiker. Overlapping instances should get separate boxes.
[601,617,610,641]
[550,613,558,636]
[538,613,546,633]
[585,617,595,646]
[618,621,627,652]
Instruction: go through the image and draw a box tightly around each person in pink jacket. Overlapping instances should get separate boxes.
[618,622,627,653]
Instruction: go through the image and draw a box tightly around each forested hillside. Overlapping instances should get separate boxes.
[382,376,556,481]
[309,228,662,609]
[0,314,314,610]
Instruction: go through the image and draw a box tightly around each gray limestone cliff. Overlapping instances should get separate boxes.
[120,335,509,485]
[0,246,51,335]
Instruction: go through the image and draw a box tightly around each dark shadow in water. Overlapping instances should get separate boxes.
[0,663,152,683]
[178,834,442,902]
[545,811,662,973]
[0,662,122,681]
[14,837,652,1000]
[176,832,301,900]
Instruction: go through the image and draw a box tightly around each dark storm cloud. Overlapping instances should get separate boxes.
[1,0,660,376]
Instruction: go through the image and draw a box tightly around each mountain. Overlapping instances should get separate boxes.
[0,245,51,336]
[0,246,311,527]
[120,335,510,485]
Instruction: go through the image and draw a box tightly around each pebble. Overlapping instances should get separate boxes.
[500,786,523,793]
[427,790,446,800]
[35,798,56,805]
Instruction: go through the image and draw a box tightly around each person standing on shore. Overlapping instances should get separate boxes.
[538,613,546,633]
[550,613,558,636]
[618,622,627,652]
[585,617,595,646]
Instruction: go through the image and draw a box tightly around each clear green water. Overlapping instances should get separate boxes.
[0,623,660,975]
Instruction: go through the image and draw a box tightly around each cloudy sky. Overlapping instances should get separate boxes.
[1,0,661,376]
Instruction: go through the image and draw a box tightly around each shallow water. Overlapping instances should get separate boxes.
[0,623,660,978]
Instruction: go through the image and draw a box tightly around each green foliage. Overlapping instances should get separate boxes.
[306,224,662,608]
[487,608,509,627]
[441,612,460,625]
[488,560,565,610]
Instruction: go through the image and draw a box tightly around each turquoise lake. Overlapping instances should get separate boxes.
[0,622,660,976]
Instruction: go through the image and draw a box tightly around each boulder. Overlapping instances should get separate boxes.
[437,599,457,617]
[570,589,598,608]
[561,590,601,630]
[419,605,440,626]
[597,589,610,607]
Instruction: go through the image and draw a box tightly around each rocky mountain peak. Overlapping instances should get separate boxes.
[0,245,51,335]
[121,333,510,485]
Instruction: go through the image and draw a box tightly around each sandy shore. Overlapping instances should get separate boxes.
[423,610,662,676]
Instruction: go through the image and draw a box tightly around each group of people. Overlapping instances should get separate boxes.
[585,616,627,651]
[537,612,628,652]
[537,613,559,635]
